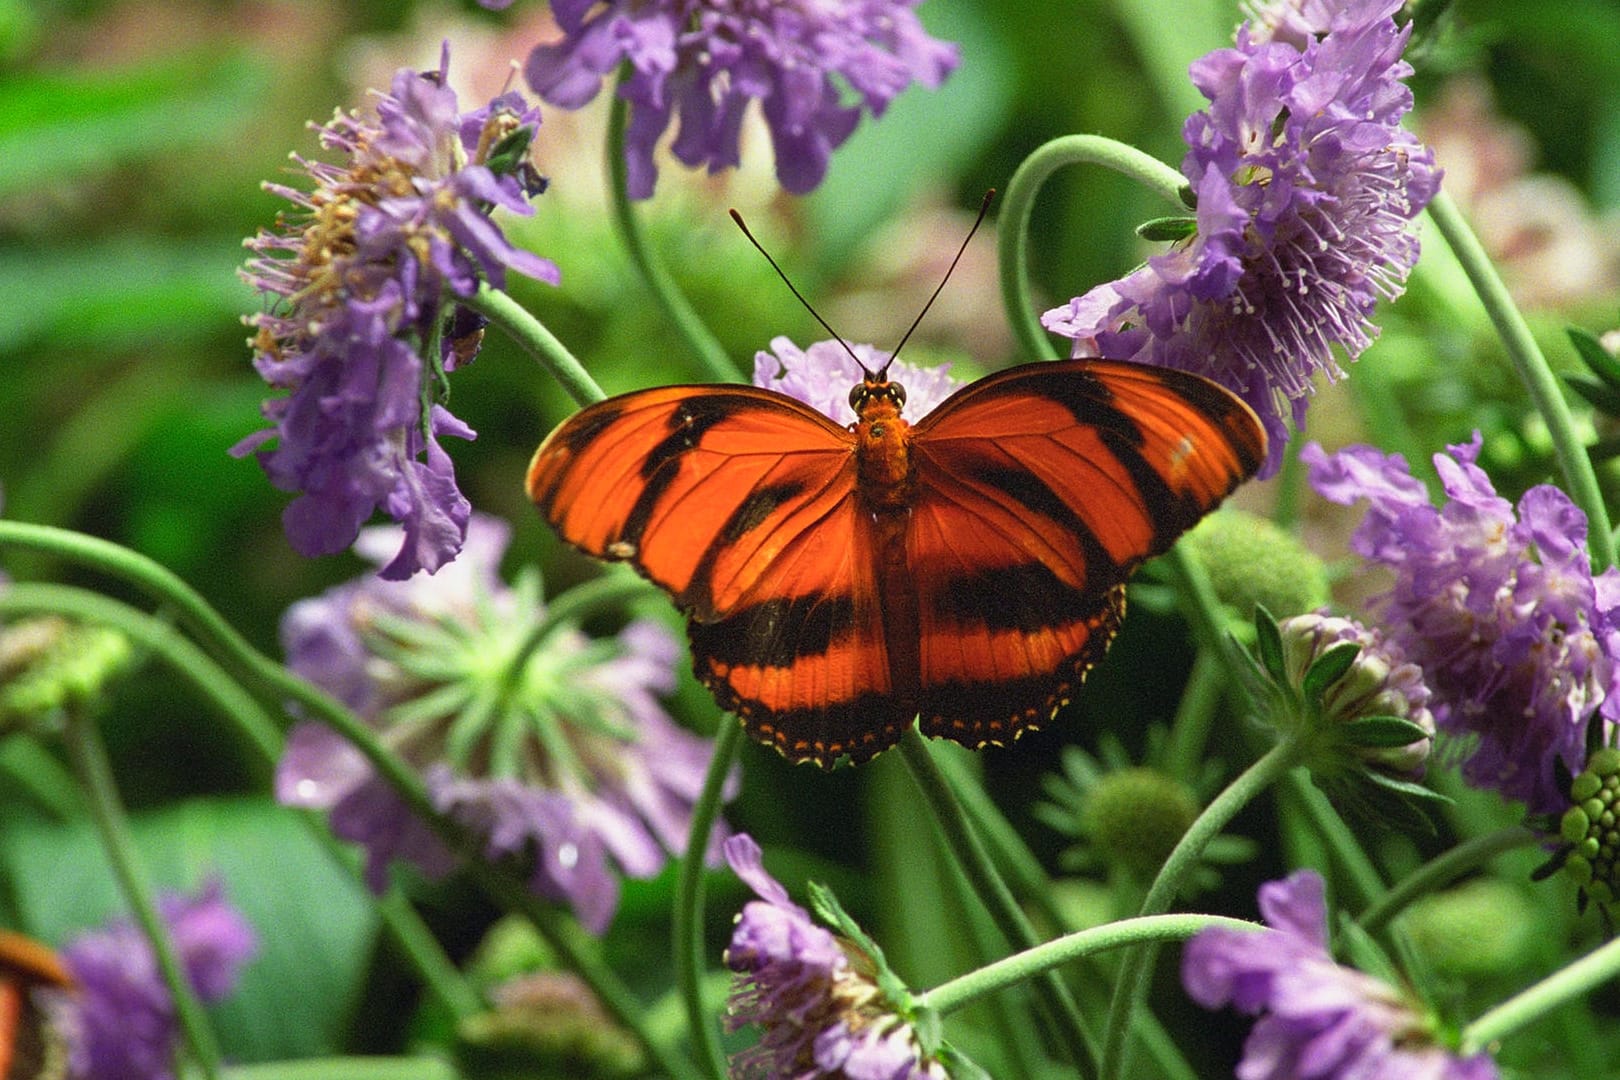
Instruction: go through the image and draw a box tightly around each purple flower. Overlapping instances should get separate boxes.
[723,834,947,1079]
[276,514,733,935]
[524,0,957,198]
[238,44,559,580]
[1183,870,1499,1080]
[754,336,963,422]
[1304,436,1620,816]
[60,882,256,1080]
[1043,0,1439,476]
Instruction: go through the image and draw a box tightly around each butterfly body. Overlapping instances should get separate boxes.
[529,358,1264,767]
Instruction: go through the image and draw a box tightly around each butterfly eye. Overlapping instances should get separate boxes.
[891,383,907,408]
[849,384,866,411]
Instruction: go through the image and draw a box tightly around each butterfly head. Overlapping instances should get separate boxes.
[849,370,907,419]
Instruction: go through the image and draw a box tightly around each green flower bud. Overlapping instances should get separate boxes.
[1081,766,1200,882]
[1188,510,1331,631]
[457,971,645,1080]
[1402,879,1538,977]
[1558,748,1620,921]
[0,616,133,728]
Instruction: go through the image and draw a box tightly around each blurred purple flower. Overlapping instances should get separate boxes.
[754,336,962,422]
[1043,0,1438,476]
[238,44,558,580]
[723,834,946,1080]
[1304,436,1620,816]
[276,514,733,935]
[61,882,256,1080]
[524,0,957,198]
[1184,870,1498,1080]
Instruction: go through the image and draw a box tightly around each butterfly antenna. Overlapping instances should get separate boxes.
[884,189,996,374]
[729,208,872,377]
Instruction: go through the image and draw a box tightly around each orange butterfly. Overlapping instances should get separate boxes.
[528,352,1264,767]
[0,929,72,1080]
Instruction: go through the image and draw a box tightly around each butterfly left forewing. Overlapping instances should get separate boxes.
[905,358,1264,748]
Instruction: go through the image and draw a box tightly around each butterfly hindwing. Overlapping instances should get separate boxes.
[904,358,1265,747]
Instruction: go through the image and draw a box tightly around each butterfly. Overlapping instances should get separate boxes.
[527,352,1265,767]
[0,929,72,1080]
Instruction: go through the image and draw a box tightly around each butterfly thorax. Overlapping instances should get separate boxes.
[851,379,913,511]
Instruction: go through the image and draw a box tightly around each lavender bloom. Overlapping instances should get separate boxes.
[754,336,963,422]
[238,44,559,580]
[1043,0,1439,475]
[723,834,947,1079]
[524,1,957,198]
[276,514,731,935]
[61,882,257,1080]
[1183,870,1499,1080]
[1304,436,1620,816]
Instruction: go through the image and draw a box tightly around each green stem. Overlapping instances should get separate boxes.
[0,583,483,1020]
[465,283,605,406]
[0,523,697,1080]
[897,728,1096,1073]
[1357,826,1539,938]
[606,86,739,384]
[1163,647,1225,784]
[1459,932,1620,1055]
[1284,772,1385,910]
[998,135,1187,363]
[222,1058,458,1080]
[919,913,1259,1018]
[1099,738,1307,1080]
[675,718,741,1080]
[931,750,1198,1080]
[63,713,224,1080]
[1425,190,1616,570]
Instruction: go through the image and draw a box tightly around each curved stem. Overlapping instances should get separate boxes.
[63,712,224,1080]
[1426,190,1616,570]
[0,584,485,1020]
[466,282,605,406]
[223,1058,458,1080]
[606,88,739,383]
[919,913,1259,1017]
[999,135,1187,363]
[1460,932,1620,1055]
[1357,826,1539,938]
[1099,738,1307,1080]
[897,729,1096,1072]
[0,523,698,1080]
[676,718,742,1080]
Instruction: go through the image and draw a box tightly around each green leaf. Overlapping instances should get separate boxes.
[0,797,378,1062]
[1301,641,1362,704]
[1340,715,1431,748]
[1569,326,1620,388]
[1253,605,1288,685]
[1565,372,1620,417]
[1135,215,1198,242]
[1361,771,1451,804]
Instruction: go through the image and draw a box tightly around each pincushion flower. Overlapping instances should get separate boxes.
[61,882,257,1080]
[1183,870,1498,1080]
[1304,435,1620,816]
[238,44,559,580]
[275,514,732,935]
[754,336,963,422]
[1042,0,1439,475]
[523,0,958,198]
[722,834,949,1079]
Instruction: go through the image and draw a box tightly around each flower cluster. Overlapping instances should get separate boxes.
[238,45,558,580]
[275,514,730,934]
[722,834,947,1079]
[1183,870,1498,1080]
[1043,0,1439,475]
[523,0,958,198]
[61,882,257,1080]
[1305,435,1620,816]
[754,336,963,422]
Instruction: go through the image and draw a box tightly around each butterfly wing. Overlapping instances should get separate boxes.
[527,385,905,766]
[905,358,1265,748]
